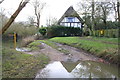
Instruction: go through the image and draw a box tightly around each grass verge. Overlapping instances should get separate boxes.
[2,48,49,78]
[49,37,119,65]
[80,36,118,44]
[28,40,44,50]
[40,40,70,55]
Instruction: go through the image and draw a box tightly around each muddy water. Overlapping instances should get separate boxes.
[16,47,32,52]
[35,61,119,78]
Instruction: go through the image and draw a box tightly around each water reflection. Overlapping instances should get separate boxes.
[36,61,73,78]
[35,61,119,78]
[71,61,119,78]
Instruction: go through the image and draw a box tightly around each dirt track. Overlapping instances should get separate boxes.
[25,42,102,62]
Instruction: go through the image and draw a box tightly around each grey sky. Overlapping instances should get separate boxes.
[0,0,117,26]
[0,0,81,26]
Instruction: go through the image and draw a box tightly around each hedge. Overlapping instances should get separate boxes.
[39,26,118,38]
[39,25,82,38]
[94,29,118,38]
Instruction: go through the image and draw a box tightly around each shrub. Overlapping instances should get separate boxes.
[39,27,47,36]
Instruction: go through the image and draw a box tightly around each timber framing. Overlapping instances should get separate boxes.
[58,6,84,26]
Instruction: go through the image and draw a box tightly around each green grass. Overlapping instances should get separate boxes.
[41,40,58,49]
[82,36,118,44]
[40,40,69,55]
[49,37,118,64]
[2,40,49,78]
[2,48,49,78]
[28,40,43,50]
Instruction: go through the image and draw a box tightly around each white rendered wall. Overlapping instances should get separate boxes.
[60,17,81,28]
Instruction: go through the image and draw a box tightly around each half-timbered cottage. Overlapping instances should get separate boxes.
[58,6,84,28]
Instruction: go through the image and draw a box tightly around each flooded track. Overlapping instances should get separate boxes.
[35,61,119,78]
[16,41,119,78]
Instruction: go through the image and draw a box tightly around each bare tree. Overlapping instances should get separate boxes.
[51,17,58,26]
[27,16,35,27]
[117,1,120,22]
[46,16,51,26]
[77,1,91,21]
[77,0,95,35]
[111,0,120,22]
[0,0,4,4]
[96,2,113,28]
[0,0,30,34]
[0,8,5,28]
[112,2,118,21]
[33,0,46,28]
[91,0,95,36]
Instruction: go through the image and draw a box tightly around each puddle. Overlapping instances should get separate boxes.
[35,61,119,78]
[16,47,32,52]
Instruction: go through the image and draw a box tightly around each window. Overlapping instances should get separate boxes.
[67,17,74,22]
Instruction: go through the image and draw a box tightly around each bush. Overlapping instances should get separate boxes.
[3,22,38,37]
[45,25,82,38]
[95,21,119,30]
[39,27,47,36]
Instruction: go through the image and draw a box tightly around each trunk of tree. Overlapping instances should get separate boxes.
[35,5,40,28]
[117,1,120,22]
[33,0,46,28]
[103,10,107,29]
[101,4,107,29]
[0,0,30,34]
[117,1,120,38]
[36,13,40,28]
[115,11,118,21]
[112,2,118,21]
[37,17,40,28]
[0,0,4,4]
[103,18,107,28]
[91,0,95,36]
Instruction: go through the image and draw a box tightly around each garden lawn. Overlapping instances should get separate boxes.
[49,37,118,64]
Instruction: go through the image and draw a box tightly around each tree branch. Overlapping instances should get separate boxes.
[33,0,46,28]
[0,0,30,34]
[0,0,4,4]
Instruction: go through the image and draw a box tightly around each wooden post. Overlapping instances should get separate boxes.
[100,30,103,35]
[14,32,16,49]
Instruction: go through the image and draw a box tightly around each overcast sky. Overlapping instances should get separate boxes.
[0,0,81,26]
[0,0,117,26]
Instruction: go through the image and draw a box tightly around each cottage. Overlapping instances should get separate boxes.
[58,6,84,28]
